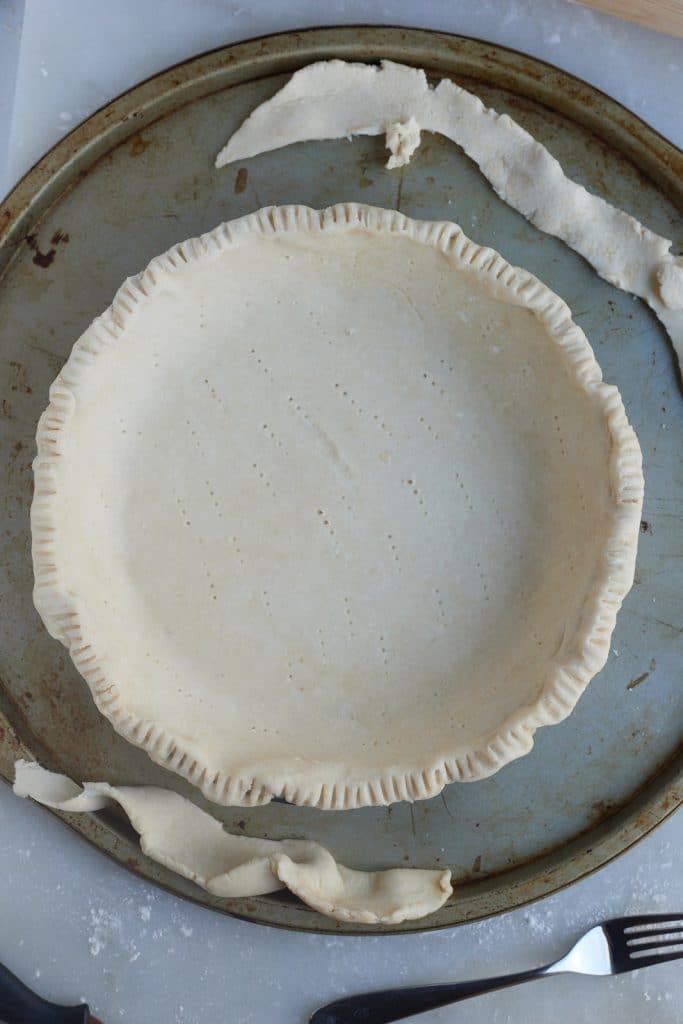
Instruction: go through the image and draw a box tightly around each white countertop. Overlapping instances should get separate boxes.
[1,2,681,1022]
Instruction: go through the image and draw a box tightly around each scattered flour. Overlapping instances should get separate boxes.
[88,907,122,957]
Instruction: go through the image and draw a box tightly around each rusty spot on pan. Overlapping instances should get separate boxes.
[129,134,151,157]
[234,167,249,194]
[25,233,55,268]
[24,229,69,269]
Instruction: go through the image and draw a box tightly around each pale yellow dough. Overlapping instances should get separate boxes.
[14,761,451,923]
[216,59,683,361]
[32,204,643,811]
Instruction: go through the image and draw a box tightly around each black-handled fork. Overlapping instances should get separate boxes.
[311,914,683,1024]
[0,960,99,1024]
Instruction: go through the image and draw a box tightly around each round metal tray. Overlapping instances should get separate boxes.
[1,26,681,934]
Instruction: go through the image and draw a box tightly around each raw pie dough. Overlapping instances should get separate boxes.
[14,761,451,924]
[32,203,643,811]
[216,60,683,361]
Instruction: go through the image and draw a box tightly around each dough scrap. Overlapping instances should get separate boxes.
[13,760,452,923]
[216,59,683,362]
[385,117,421,169]
[656,259,683,311]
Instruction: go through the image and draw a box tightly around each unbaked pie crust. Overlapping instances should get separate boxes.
[32,203,643,810]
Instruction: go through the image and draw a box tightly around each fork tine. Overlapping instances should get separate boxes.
[625,949,683,970]
[615,914,683,933]
[628,936,683,954]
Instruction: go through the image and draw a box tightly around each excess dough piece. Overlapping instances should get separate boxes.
[216,59,683,362]
[13,760,452,924]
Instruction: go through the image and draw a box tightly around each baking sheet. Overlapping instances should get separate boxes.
[0,26,681,934]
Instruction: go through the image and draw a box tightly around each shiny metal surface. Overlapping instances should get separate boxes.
[310,915,683,1020]
[0,26,681,933]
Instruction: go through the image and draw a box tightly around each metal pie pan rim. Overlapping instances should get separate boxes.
[0,24,681,934]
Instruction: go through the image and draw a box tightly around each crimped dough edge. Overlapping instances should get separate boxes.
[31,202,644,810]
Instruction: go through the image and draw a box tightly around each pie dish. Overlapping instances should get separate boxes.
[31,202,643,810]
